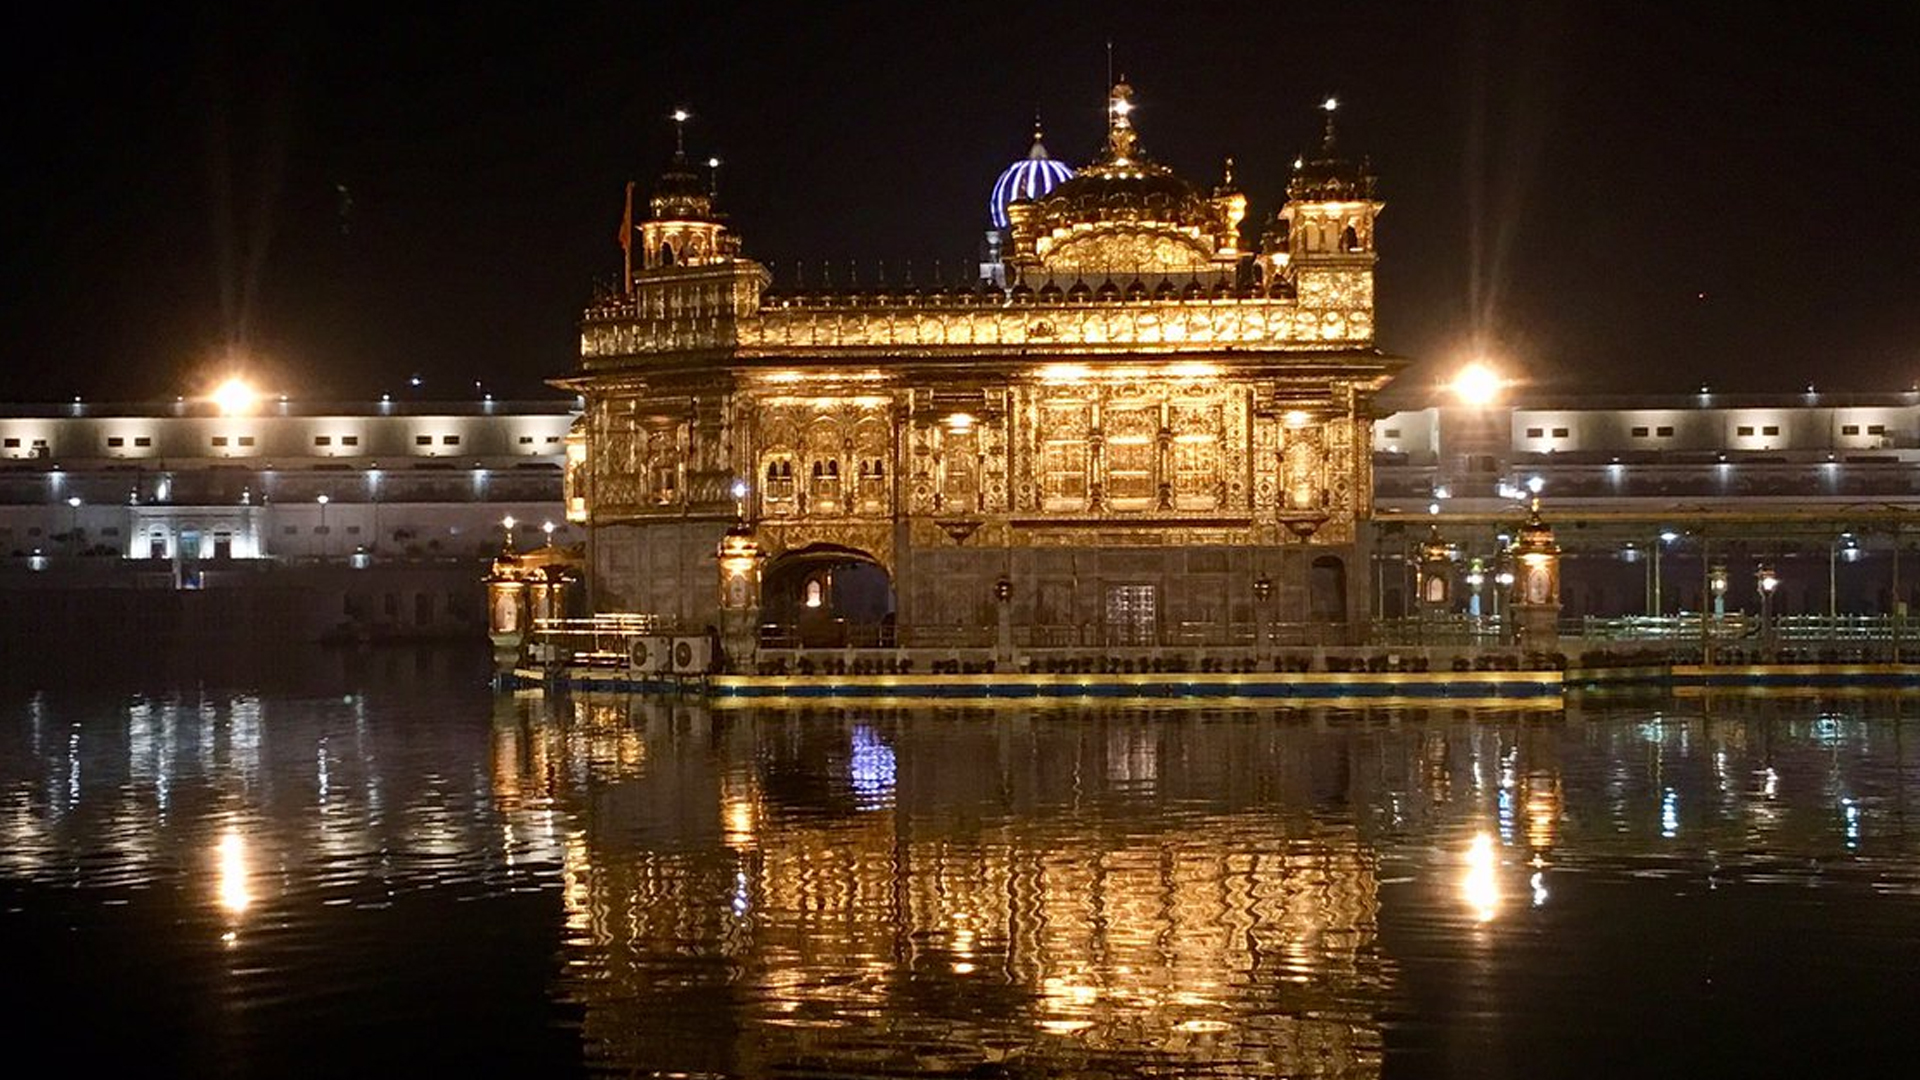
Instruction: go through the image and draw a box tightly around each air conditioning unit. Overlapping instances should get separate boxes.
[627,636,671,675]
[670,635,712,674]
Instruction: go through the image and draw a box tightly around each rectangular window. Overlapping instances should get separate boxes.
[237,436,255,447]
[1843,424,1861,435]
[314,436,332,446]
[212,436,229,447]
[135,437,151,447]
[314,526,330,535]
[341,435,359,446]
[108,437,125,447]
[518,435,534,445]
[1656,426,1673,436]
[1631,426,1649,437]
[1383,428,1402,439]
[1761,425,1779,436]
[1,438,16,448]
[1551,427,1569,438]
[283,525,297,535]
[1525,427,1544,438]
[415,435,432,446]
[1869,424,1887,435]
[346,525,361,535]
[545,435,561,444]
[1737,426,1755,436]
[442,435,460,446]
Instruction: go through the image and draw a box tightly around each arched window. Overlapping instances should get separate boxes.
[1342,224,1361,252]
[804,579,824,608]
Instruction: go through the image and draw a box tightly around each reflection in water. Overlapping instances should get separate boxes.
[216,827,251,915]
[6,679,1920,1076]
[1462,832,1500,923]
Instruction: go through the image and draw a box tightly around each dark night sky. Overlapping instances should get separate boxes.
[2,2,1915,404]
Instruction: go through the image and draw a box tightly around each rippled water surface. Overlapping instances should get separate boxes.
[7,652,1920,1077]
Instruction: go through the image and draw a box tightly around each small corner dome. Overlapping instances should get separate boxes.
[989,130,1074,230]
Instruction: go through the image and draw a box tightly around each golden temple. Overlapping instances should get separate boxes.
[559,84,1404,662]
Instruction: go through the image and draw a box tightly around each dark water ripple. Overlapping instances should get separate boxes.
[5,667,1920,1076]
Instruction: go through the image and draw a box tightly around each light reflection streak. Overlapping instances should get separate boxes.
[1462,832,1499,922]
[216,828,251,915]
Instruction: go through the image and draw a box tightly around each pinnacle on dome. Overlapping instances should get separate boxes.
[1287,96,1377,203]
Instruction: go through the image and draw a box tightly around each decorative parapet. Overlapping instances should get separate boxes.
[582,289,1376,360]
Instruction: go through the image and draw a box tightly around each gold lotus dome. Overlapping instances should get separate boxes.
[1005,81,1245,276]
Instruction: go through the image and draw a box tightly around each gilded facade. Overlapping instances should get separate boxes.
[560,85,1404,660]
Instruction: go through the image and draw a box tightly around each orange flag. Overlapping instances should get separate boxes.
[617,181,635,292]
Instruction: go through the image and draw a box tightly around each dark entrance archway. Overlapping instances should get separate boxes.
[762,545,895,648]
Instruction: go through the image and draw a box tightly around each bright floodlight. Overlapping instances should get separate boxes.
[671,108,690,123]
[1322,96,1339,112]
[1450,362,1504,407]
[211,378,259,416]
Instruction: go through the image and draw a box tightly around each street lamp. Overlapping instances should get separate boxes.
[1708,561,1728,616]
[500,514,517,553]
[65,495,81,554]
[1450,362,1505,408]
[1830,532,1860,623]
[316,494,329,559]
[1652,529,1680,617]
[1756,562,1780,657]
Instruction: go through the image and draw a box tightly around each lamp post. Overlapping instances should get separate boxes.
[1756,562,1779,659]
[501,514,517,554]
[1829,532,1858,624]
[316,495,329,559]
[1651,529,1679,618]
[65,495,81,555]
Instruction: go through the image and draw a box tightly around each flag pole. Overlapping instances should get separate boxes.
[619,181,635,296]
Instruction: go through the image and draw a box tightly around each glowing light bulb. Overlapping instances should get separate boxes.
[1322,96,1339,112]
[1450,362,1505,407]
[671,108,690,123]
[211,378,259,416]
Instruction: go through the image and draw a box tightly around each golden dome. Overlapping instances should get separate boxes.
[1005,82,1244,275]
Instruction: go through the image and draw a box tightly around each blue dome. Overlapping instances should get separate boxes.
[989,132,1074,230]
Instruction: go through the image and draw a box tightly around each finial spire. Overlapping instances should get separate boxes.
[1222,155,1236,187]
[670,107,690,157]
[1319,96,1339,155]
[1105,79,1139,164]
[706,155,721,198]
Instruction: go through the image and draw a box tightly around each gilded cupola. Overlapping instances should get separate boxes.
[1003,81,1246,277]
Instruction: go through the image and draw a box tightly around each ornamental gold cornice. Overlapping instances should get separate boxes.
[580,295,1384,361]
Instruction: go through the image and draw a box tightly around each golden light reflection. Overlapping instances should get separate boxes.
[216,828,251,914]
[1462,831,1499,923]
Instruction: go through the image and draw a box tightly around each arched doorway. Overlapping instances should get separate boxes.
[762,545,895,648]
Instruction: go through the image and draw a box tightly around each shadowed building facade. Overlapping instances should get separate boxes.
[561,86,1404,661]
